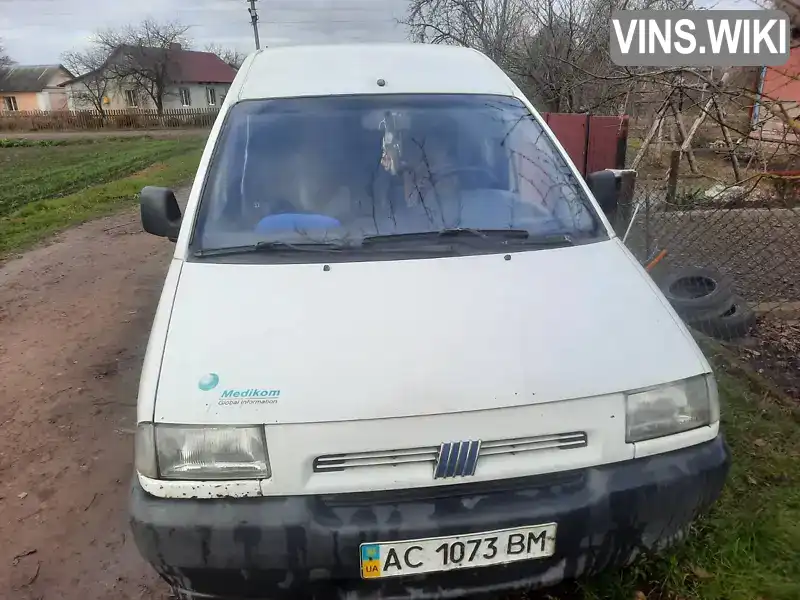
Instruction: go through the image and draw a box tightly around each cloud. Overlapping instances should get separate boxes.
[0,0,410,63]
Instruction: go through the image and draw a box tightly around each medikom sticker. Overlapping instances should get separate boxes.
[198,374,282,406]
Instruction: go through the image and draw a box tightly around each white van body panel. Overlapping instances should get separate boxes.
[136,258,182,423]
[236,44,516,101]
[140,391,633,498]
[154,239,707,426]
[136,44,718,500]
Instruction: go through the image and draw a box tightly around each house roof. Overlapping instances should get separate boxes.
[172,49,237,84]
[61,45,236,86]
[0,64,73,93]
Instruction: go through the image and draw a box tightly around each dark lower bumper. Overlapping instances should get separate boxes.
[130,435,730,600]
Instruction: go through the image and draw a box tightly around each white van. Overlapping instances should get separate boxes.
[130,43,730,600]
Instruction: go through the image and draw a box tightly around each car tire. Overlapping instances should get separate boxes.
[659,267,734,317]
[686,295,757,340]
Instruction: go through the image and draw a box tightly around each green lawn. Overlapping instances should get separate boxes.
[0,135,205,256]
[545,344,800,600]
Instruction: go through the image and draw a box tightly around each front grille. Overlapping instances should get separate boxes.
[319,469,587,506]
[313,431,588,473]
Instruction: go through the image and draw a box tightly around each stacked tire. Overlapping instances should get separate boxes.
[658,267,757,341]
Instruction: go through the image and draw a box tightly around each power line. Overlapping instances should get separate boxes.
[183,19,401,29]
[264,19,398,24]
[256,2,399,12]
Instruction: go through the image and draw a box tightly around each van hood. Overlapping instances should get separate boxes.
[153,240,708,425]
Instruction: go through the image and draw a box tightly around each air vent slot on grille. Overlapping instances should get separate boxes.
[480,432,587,456]
[313,431,587,473]
[314,446,439,472]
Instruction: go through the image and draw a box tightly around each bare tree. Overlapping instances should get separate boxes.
[96,19,191,114]
[403,0,694,114]
[403,0,619,111]
[205,44,246,70]
[511,0,614,111]
[0,38,12,70]
[405,0,529,67]
[61,46,112,114]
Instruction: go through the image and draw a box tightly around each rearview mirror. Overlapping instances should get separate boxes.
[140,186,181,241]
[586,170,619,216]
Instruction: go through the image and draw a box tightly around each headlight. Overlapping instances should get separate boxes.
[625,375,719,443]
[135,424,270,480]
[135,423,158,478]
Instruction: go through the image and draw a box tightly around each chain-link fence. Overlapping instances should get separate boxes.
[618,168,800,398]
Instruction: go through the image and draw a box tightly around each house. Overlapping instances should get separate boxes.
[0,64,73,112]
[62,44,237,111]
[750,39,800,140]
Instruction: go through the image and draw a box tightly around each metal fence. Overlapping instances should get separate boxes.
[0,108,221,132]
[620,166,800,398]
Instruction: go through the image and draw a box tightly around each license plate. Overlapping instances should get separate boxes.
[359,523,557,579]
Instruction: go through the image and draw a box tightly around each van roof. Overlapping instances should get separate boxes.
[237,43,517,101]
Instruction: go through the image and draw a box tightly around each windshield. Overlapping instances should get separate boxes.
[192,94,607,258]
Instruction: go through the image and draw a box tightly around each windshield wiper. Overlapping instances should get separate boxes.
[362,228,531,245]
[513,233,574,248]
[440,227,531,239]
[196,231,575,258]
[195,240,348,257]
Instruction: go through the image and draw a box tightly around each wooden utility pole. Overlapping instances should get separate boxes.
[248,0,261,50]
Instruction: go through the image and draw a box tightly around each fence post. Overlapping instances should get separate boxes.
[666,149,681,205]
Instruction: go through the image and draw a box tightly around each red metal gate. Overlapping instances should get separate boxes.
[541,113,629,177]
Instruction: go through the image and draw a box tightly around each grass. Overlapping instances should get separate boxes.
[0,136,205,218]
[677,362,800,600]
[0,138,70,147]
[546,347,800,600]
[0,135,205,256]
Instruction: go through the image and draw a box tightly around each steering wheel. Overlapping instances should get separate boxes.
[431,166,501,189]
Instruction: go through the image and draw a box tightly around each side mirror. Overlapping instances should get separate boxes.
[140,186,182,241]
[586,170,619,216]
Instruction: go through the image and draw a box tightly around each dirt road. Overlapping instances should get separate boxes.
[0,198,185,599]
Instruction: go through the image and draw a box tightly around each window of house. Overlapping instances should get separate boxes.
[2,96,19,111]
[180,88,191,107]
[124,90,138,108]
[206,87,217,106]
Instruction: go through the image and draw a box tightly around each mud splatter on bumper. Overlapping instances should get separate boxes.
[130,435,730,599]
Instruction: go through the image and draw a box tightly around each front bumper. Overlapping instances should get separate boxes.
[130,435,730,600]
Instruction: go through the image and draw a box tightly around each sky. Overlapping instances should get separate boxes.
[0,0,763,65]
[0,0,411,64]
